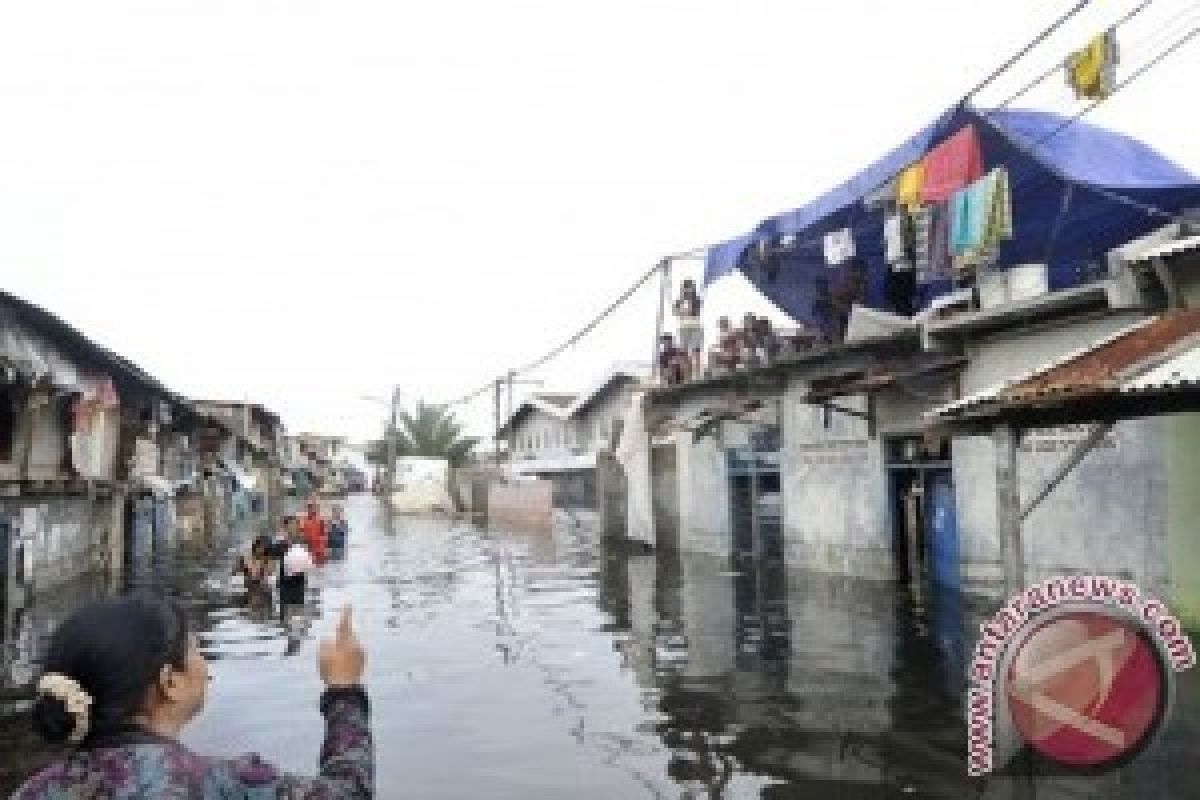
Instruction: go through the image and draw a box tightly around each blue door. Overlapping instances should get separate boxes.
[926,470,960,591]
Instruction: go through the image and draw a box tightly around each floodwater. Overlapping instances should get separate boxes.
[1,494,1197,798]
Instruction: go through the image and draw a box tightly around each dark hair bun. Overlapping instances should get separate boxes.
[31,693,75,744]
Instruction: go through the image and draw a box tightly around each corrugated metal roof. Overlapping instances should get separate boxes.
[1123,346,1200,392]
[928,311,1200,420]
[1126,235,1200,264]
[927,316,1156,419]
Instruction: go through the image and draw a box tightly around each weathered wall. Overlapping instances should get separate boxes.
[1167,413,1200,630]
[0,493,120,592]
[781,386,892,580]
[676,429,731,558]
[952,313,1169,598]
[957,311,1145,394]
[954,419,1168,598]
[618,393,655,547]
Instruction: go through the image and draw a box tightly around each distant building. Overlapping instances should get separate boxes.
[499,367,647,508]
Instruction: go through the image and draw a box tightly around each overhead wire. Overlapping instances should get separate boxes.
[446,247,709,409]
[444,1,1200,416]
[960,0,1092,102]
[993,0,1160,110]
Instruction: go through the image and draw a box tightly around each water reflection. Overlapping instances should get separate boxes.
[0,497,1196,798]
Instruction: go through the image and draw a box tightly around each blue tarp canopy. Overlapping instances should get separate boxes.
[704,106,1200,335]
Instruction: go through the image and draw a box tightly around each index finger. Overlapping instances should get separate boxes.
[336,605,354,638]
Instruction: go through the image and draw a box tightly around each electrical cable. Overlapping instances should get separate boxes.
[1035,20,1200,145]
[961,0,1092,103]
[445,4,1200,414]
[993,0,1159,109]
[445,247,708,408]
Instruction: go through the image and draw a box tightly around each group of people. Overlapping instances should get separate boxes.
[658,278,797,385]
[234,500,350,606]
[12,501,370,797]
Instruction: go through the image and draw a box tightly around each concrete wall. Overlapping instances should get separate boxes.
[781,386,892,580]
[952,312,1169,597]
[1167,413,1200,630]
[957,311,1145,394]
[573,385,633,452]
[954,419,1168,597]
[677,429,731,557]
[0,493,120,592]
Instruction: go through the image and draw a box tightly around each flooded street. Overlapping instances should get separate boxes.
[2,494,1198,798]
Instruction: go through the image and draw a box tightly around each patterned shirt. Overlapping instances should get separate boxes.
[12,688,373,799]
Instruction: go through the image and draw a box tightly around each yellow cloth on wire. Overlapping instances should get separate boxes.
[895,163,925,209]
[1067,30,1118,100]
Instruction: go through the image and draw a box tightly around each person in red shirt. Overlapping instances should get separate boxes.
[300,499,328,566]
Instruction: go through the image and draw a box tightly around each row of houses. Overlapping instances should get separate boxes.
[497,366,646,509]
[612,231,1200,634]
[0,289,336,618]
[485,109,1200,639]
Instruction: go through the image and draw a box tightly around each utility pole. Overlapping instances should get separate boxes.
[385,385,401,494]
[493,371,542,465]
[493,378,502,465]
[652,258,672,383]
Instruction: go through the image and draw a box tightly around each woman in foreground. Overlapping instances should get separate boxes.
[13,593,372,798]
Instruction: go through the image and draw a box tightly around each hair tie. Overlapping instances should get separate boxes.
[37,673,93,744]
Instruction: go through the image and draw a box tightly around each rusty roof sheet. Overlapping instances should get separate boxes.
[928,311,1200,420]
[1006,310,1200,402]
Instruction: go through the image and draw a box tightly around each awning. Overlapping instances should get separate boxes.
[927,310,1200,426]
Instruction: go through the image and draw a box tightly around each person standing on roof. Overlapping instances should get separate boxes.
[672,279,704,380]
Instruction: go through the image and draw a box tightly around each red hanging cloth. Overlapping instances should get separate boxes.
[920,125,983,204]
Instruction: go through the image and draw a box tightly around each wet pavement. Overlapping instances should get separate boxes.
[1,494,1198,798]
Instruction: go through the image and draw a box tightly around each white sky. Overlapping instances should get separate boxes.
[1,0,1197,443]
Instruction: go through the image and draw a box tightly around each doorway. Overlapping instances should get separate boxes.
[886,435,958,591]
[728,425,789,667]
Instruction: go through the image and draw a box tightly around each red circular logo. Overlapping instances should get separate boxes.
[1005,610,1166,768]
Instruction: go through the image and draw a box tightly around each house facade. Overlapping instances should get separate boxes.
[618,223,1200,633]
[498,370,646,509]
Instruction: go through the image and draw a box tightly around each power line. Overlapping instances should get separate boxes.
[961,0,1092,103]
[446,247,707,409]
[994,0,1160,109]
[1035,20,1200,145]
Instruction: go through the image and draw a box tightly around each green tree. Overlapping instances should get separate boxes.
[365,401,479,467]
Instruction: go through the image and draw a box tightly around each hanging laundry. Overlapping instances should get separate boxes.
[949,188,971,255]
[926,202,953,283]
[884,213,907,264]
[895,163,925,209]
[951,167,1012,256]
[1066,29,1119,100]
[920,125,983,204]
[823,227,855,266]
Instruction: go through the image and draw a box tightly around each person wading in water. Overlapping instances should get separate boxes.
[280,515,315,607]
[300,499,328,566]
[233,535,274,593]
[13,593,372,798]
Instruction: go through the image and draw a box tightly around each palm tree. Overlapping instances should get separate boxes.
[366,401,479,468]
